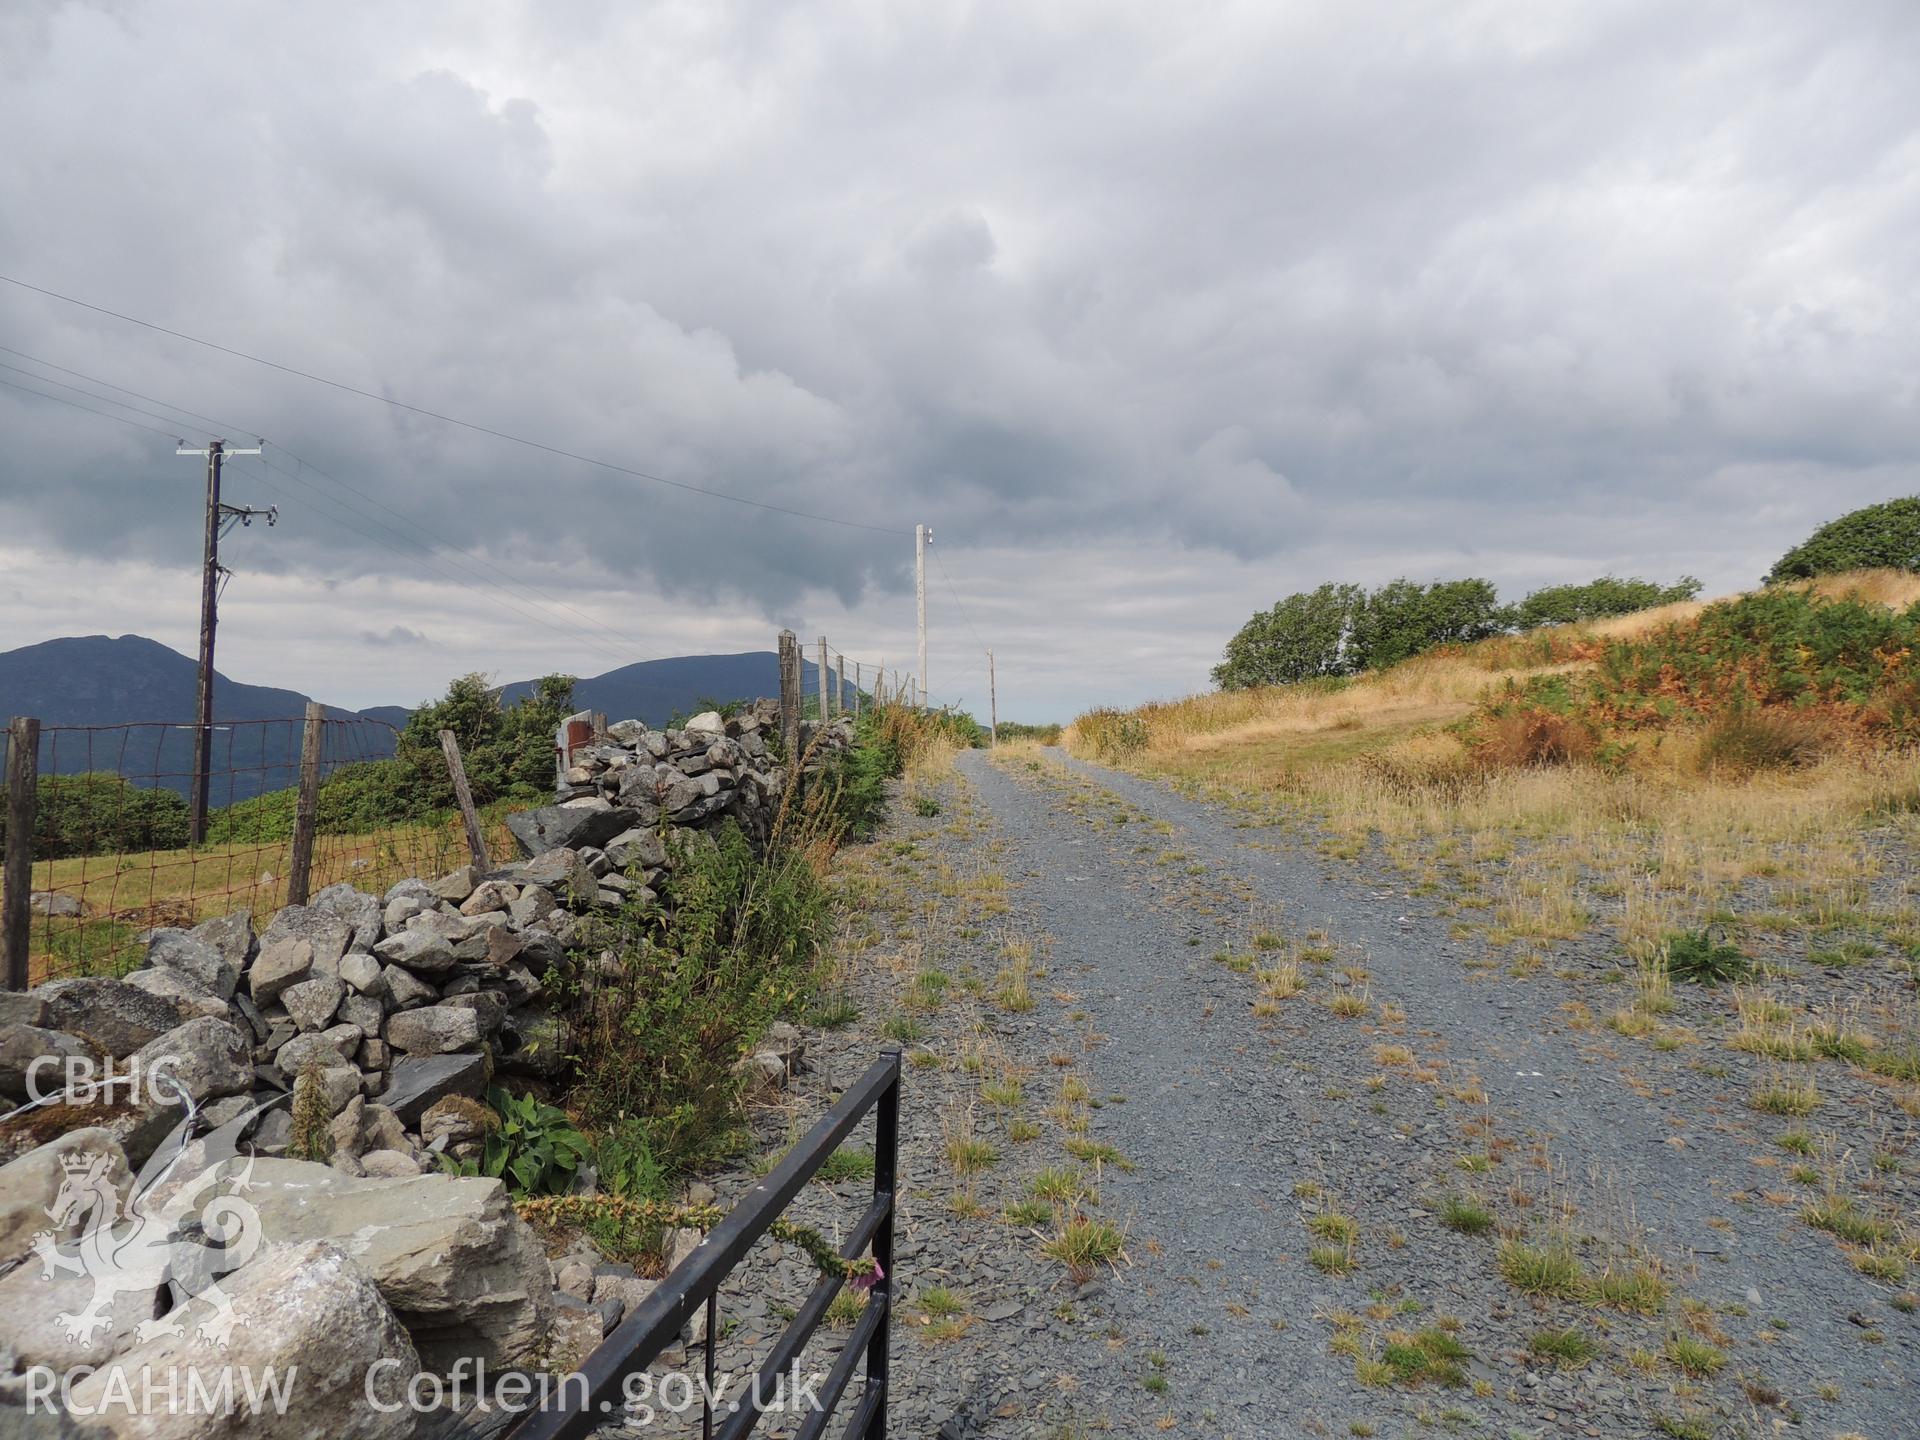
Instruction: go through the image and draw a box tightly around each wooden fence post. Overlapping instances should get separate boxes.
[817,636,830,720]
[777,629,800,755]
[853,661,861,722]
[286,703,325,908]
[439,730,491,873]
[3,717,40,991]
[833,652,845,718]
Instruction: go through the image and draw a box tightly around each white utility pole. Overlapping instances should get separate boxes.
[988,648,998,747]
[915,523,929,709]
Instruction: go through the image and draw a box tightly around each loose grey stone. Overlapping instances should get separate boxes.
[35,976,193,1058]
[249,936,316,1005]
[258,905,352,972]
[386,1005,483,1055]
[282,974,347,1033]
[144,927,240,999]
[339,950,384,994]
[310,881,384,951]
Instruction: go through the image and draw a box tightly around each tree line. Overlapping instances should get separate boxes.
[1212,575,1701,690]
[1216,493,1920,693]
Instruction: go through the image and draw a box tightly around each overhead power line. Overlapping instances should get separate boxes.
[0,343,257,439]
[248,454,646,672]
[931,541,991,658]
[0,341,663,668]
[0,272,911,536]
[0,358,661,673]
[0,373,185,440]
[0,359,223,439]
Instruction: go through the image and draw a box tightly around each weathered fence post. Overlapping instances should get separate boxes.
[853,661,861,721]
[3,717,40,991]
[833,652,845,718]
[817,636,830,720]
[286,703,325,907]
[777,629,800,755]
[439,729,491,872]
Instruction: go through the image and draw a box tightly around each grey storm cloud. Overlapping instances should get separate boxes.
[0,0,1917,715]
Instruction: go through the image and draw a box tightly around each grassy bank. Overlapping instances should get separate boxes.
[1065,572,1920,979]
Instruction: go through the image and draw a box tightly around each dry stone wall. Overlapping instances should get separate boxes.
[0,701,853,1436]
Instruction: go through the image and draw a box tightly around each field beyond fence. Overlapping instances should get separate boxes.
[2,714,508,984]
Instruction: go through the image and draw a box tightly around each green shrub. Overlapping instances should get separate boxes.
[995,721,1063,744]
[1472,588,1920,751]
[596,1119,671,1202]
[1768,496,1920,581]
[1213,582,1366,689]
[1504,575,1701,630]
[1212,578,1504,690]
[1074,709,1151,761]
[1664,929,1752,985]
[1350,578,1505,671]
[0,773,189,859]
[397,672,576,810]
[572,817,833,1174]
[442,1086,590,1195]
[1694,707,1837,774]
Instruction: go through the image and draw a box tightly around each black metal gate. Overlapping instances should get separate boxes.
[510,1046,902,1440]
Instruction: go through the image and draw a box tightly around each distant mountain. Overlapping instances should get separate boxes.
[497,651,824,727]
[0,634,395,804]
[0,635,842,805]
[355,705,415,731]
[0,634,331,728]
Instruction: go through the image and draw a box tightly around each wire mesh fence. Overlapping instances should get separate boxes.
[1,715,504,984]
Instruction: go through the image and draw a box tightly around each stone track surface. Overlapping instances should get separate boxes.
[605,746,1915,1440]
[903,747,1912,1438]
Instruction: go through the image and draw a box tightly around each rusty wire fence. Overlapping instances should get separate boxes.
[1,715,497,984]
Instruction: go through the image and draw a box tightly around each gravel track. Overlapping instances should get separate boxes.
[922,745,1916,1438]
[597,746,1916,1440]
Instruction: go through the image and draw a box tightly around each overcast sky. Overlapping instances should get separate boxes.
[2,1,1916,722]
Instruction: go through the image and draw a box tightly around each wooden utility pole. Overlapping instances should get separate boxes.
[3,716,40,991]
[817,636,830,722]
[286,703,325,907]
[439,729,491,871]
[176,438,268,843]
[777,629,800,753]
[988,648,998,747]
[915,524,928,709]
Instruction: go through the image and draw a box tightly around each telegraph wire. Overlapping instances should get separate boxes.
[0,373,186,440]
[0,273,912,536]
[0,370,666,672]
[0,341,660,664]
[0,343,257,439]
[0,360,224,439]
[247,453,647,671]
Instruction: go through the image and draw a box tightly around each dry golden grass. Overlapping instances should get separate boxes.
[1068,570,1920,776]
[1062,571,1920,954]
[17,812,499,981]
